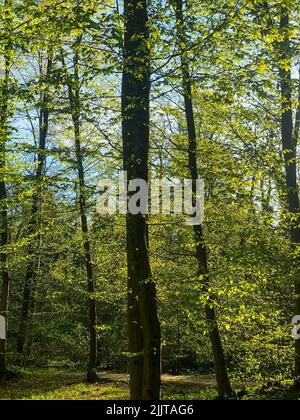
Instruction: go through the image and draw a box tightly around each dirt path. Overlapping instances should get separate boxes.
[101,373,216,388]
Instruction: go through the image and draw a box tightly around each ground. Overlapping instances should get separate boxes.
[0,369,299,400]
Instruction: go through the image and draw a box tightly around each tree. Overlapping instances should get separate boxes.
[0,0,12,379]
[172,0,234,399]
[122,0,161,400]
[63,36,99,383]
[278,3,300,387]
[17,55,53,355]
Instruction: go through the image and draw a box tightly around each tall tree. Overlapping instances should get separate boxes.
[63,37,99,383]
[122,0,161,400]
[172,0,234,398]
[0,0,12,379]
[17,55,53,354]
[278,4,300,387]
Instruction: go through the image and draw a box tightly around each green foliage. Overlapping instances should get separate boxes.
[0,0,300,400]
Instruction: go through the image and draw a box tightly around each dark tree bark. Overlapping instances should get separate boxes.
[172,0,234,399]
[17,57,52,355]
[279,8,300,386]
[0,0,12,378]
[65,40,98,383]
[122,0,161,400]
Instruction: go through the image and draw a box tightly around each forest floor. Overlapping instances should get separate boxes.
[0,368,299,400]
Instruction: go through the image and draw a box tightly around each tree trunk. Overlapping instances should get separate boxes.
[173,0,233,399]
[17,57,52,354]
[279,8,300,386]
[0,0,11,378]
[65,41,98,383]
[122,0,161,400]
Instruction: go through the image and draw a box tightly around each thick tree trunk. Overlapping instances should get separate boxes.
[0,0,11,377]
[126,214,144,399]
[66,43,98,383]
[279,9,300,386]
[122,0,161,400]
[173,0,233,399]
[17,57,52,354]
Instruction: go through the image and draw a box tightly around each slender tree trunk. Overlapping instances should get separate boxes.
[0,0,11,378]
[173,0,233,398]
[122,0,161,400]
[279,9,300,386]
[0,58,10,378]
[17,57,52,354]
[65,41,98,383]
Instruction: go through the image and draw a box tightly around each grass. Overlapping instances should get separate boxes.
[0,368,219,400]
[0,369,299,400]
[244,381,300,400]
[0,369,128,400]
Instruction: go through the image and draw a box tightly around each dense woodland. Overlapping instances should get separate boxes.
[0,0,300,401]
